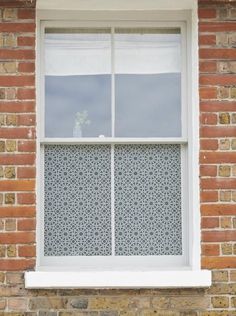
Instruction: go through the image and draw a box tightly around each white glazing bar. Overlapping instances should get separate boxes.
[111,28,115,256]
[111,27,115,138]
[111,144,115,256]
[40,138,188,145]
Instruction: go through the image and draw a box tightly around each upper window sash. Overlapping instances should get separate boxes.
[40,21,187,143]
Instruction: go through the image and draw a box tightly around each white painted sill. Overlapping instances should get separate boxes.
[25,270,211,289]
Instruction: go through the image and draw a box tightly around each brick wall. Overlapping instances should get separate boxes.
[0,0,235,314]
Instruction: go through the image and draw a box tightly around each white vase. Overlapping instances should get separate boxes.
[73,125,82,137]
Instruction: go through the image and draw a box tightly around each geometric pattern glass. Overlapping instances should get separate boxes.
[44,144,182,256]
[44,145,111,256]
[114,144,182,255]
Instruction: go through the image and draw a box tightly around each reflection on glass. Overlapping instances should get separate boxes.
[45,29,111,138]
[115,29,182,137]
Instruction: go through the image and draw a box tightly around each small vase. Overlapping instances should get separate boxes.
[73,125,82,137]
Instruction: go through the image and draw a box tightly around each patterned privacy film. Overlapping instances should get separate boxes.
[44,145,112,256]
[114,144,182,256]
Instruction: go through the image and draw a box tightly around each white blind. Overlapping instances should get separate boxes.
[45,33,181,76]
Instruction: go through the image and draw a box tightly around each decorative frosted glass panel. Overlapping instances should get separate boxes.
[114,144,182,256]
[45,29,111,138]
[44,145,111,256]
[114,29,182,137]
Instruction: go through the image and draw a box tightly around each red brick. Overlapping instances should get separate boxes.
[0,127,35,139]
[18,8,35,19]
[17,115,35,127]
[200,139,218,150]
[202,244,219,256]
[201,204,236,216]
[202,230,236,242]
[201,217,219,229]
[0,50,35,60]
[0,232,35,244]
[199,0,236,3]
[18,245,35,257]
[199,22,236,33]
[200,152,236,163]
[199,61,217,73]
[0,180,35,192]
[198,8,217,19]
[200,74,236,85]
[17,193,35,205]
[17,167,36,179]
[0,101,35,113]
[200,165,217,176]
[201,190,218,202]
[199,35,216,46]
[0,76,34,87]
[202,257,236,269]
[17,36,35,47]
[17,218,35,231]
[18,62,35,73]
[0,206,35,218]
[200,101,236,112]
[0,23,35,33]
[200,49,236,60]
[201,113,217,125]
[0,259,35,271]
[200,126,236,138]
[16,89,35,100]
[0,1,36,7]
[18,140,36,152]
[0,154,35,165]
[199,87,217,99]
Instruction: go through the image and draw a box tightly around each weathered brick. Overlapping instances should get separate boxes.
[0,62,17,74]
[211,296,229,308]
[6,140,16,152]
[3,8,17,20]
[5,193,15,205]
[0,246,6,257]
[5,273,23,285]
[220,217,232,228]
[68,298,88,309]
[212,270,228,283]
[232,113,236,123]
[232,139,236,150]
[8,298,27,311]
[0,141,5,152]
[220,191,231,202]
[4,167,16,179]
[219,113,230,124]
[219,139,230,150]
[5,219,16,231]
[221,243,232,255]
[6,115,17,126]
[7,245,16,257]
[219,165,231,177]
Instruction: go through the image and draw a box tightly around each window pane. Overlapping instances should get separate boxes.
[114,144,182,256]
[44,145,111,256]
[115,29,182,137]
[45,29,111,138]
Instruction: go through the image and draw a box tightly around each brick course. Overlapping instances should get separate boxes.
[0,0,235,314]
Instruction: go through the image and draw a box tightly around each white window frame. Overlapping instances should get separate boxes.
[25,7,212,288]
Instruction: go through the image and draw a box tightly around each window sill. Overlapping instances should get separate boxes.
[25,270,211,289]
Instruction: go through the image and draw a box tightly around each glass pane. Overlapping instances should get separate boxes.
[44,145,111,256]
[45,29,111,138]
[114,29,182,137]
[114,144,182,256]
